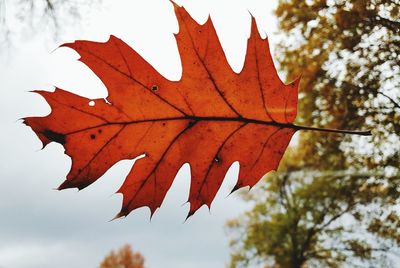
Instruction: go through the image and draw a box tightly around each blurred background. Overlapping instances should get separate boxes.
[0,0,399,267]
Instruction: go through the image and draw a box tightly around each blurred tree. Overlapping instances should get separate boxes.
[227,170,400,268]
[227,0,400,267]
[99,244,145,268]
[0,0,99,44]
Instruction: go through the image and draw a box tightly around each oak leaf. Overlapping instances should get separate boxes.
[25,6,301,218]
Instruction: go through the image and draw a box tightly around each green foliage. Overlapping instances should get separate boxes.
[227,0,400,267]
[227,170,400,267]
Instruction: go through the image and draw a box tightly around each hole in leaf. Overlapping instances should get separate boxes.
[89,101,96,107]
[151,85,159,92]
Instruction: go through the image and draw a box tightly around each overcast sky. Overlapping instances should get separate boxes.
[0,0,280,267]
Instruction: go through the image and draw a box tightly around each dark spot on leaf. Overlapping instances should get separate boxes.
[90,134,96,140]
[76,180,92,190]
[185,211,195,221]
[42,130,66,145]
[98,129,103,134]
[230,184,241,194]
[188,120,196,128]
[151,85,159,92]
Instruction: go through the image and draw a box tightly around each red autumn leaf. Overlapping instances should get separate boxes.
[24,6,301,218]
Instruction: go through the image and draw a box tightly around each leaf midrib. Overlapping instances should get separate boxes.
[64,116,293,136]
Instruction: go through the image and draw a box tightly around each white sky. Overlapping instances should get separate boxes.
[0,0,280,267]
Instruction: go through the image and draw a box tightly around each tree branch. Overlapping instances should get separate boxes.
[378,92,400,110]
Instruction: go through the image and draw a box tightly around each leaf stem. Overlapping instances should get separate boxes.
[293,124,372,136]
